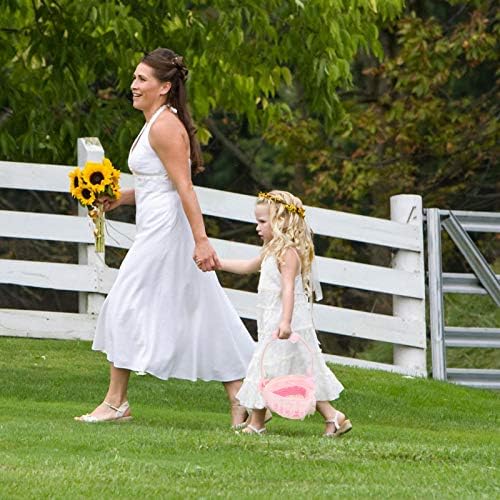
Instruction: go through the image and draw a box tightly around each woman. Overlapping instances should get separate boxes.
[75,48,255,426]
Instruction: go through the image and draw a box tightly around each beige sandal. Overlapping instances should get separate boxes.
[75,401,133,423]
[264,408,273,425]
[231,403,250,430]
[324,411,352,437]
[241,424,267,435]
[231,405,272,430]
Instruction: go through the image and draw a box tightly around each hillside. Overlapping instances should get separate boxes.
[1,337,498,498]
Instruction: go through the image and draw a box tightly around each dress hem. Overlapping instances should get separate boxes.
[93,347,246,383]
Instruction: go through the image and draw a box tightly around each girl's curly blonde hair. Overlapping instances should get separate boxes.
[257,190,315,298]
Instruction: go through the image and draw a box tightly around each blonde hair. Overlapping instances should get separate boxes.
[257,190,315,297]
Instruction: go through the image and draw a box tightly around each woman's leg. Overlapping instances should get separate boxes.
[223,379,248,428]
[76,364,131,420]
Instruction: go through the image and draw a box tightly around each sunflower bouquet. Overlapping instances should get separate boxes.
[69,158,121,253]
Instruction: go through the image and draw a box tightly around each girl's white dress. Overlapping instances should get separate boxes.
[236,255,344,409]
[92,105,255,381]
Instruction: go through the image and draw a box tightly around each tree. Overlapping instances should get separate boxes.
[301,0,499,216]
[0,0,404,169]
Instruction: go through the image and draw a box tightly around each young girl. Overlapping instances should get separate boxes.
[218,190,352,436]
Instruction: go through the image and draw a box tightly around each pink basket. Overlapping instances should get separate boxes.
[258,333,316,420]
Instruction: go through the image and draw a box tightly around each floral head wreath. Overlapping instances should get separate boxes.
[258,192,306,218]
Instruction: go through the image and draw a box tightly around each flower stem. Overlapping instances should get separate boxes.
[94,203,105,253]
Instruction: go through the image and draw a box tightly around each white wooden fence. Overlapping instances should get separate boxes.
[0,138,427,376]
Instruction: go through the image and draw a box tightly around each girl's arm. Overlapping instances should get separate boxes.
[276,248,300,339]
[218,255,262,275]
[150,116,219,272]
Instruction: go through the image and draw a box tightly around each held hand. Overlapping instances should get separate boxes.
[99,195,122,212]
[193,238,221,272]
[275,321,292,340]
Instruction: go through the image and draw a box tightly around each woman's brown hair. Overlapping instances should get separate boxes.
[141,48,203,175]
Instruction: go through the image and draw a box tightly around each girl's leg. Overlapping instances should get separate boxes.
[223,379,248,428]
[75,364,131,420]
[242,408,267,434]
[316,401,351,436]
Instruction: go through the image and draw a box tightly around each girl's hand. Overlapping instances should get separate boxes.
[275,321,292,340]
[193,237,221,272]
[99,195,122,212]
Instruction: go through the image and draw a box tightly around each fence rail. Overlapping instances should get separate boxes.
[0,141,427,376]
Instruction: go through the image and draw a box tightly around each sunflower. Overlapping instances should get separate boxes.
[110,166,120,184]
[102,157,114,170]
[82,160,113,193]
[68,167,84,198]
[112,184,122,200]
[77,186,97,206]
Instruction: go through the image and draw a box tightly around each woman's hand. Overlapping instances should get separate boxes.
[193,237,220,272]
[98,189,135,211]
[99,195,122,212]
[275,320,292,340]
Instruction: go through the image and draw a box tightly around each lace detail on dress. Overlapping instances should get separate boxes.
[236,254,344,409]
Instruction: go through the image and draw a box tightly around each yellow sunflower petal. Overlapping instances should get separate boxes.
[78,186,96,206]
[82,160,112,193]
[68,167,84,195]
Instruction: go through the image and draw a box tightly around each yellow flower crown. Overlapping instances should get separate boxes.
[258,192,306,218]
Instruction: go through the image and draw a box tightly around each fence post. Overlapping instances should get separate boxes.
[426,209,447,380]
[390,194,427,374]
[77,137,106,317]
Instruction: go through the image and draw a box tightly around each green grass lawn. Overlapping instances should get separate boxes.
[1,338,499,499]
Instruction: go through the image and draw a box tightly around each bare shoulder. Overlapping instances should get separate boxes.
[149,111,189,151]
[279,247,301,275]
[284,247,301,262]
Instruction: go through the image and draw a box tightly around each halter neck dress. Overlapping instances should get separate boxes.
[92,105,255,381]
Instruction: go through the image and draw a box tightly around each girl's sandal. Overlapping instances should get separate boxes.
[231,406,272,430]
[324,412,352,437]
[74,401,133,423]
[241,424,267,435]
[264,408,273,425]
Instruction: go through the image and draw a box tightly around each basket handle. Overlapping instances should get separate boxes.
[259,332,315,381]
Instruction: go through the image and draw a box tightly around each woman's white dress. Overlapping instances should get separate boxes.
[92,105,255,381]
[236,255,344,409]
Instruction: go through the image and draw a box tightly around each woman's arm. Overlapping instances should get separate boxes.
[276,248,300,339]
[150,115,219,271]
[102,188,135,211]
[218,255,262,275]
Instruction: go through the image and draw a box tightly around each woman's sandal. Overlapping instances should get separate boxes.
[324,411,352,437]
[241,424,267,435]
[74,401,133,423]
[231,403,250,430]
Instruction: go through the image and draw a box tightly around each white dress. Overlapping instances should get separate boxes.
[92,105,255,381]
[236,255,344,409]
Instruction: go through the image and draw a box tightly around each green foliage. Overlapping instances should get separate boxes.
[321,2,498,215]
[1,337,499,498]
[0,0,403,169]
[248,1,498,221]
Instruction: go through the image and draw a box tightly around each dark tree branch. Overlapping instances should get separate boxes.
[0,108,13,127]
[204,117,272,189]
